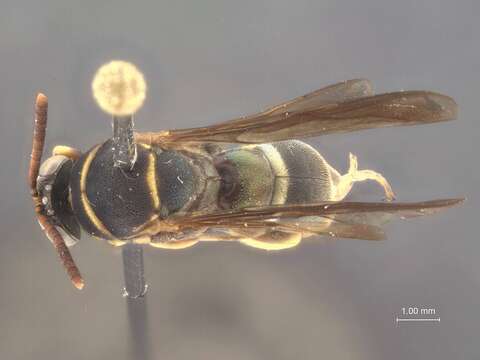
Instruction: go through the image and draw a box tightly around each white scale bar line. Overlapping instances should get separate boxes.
[396,318,440,322]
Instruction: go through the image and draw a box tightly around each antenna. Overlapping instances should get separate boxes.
[28,94,84,290]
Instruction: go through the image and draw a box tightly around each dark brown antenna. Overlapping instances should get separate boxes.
[29,93,84,290]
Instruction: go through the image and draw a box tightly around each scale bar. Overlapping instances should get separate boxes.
[396,318,440,323]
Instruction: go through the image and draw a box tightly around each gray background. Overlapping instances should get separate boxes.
[0,0,478,359]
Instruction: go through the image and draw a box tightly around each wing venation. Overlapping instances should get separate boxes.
[135,80,457,145]
[162,198,463,241]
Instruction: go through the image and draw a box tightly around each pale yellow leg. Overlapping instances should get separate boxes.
[108,239,128,247]
[333,153,396,201]
[53,145,82,160]
[240,231,302,250]
[149,239,198,249]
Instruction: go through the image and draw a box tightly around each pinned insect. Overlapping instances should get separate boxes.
[29,60,463,289]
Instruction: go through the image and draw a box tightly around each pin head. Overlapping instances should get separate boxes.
[92,60,147,116]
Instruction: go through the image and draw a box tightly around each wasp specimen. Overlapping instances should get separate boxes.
[29,61,463,290]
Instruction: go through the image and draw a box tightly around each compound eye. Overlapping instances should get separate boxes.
[38,155,69,179]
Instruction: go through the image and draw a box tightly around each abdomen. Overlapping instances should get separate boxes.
[215,140,335,210]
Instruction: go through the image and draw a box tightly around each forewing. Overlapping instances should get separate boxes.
[264,78,374,114]
[136,84,457,145]
[136,79,374,145]
[166,199,463,241]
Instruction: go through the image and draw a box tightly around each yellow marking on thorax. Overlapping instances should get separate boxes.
[80,145,114,238]
[145,148,160,210]
[52,145,81,160]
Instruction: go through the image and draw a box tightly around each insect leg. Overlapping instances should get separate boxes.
[240,231,302,250]
[332,153,396,201]
[149,230,200,249]
[149,239,199,249]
